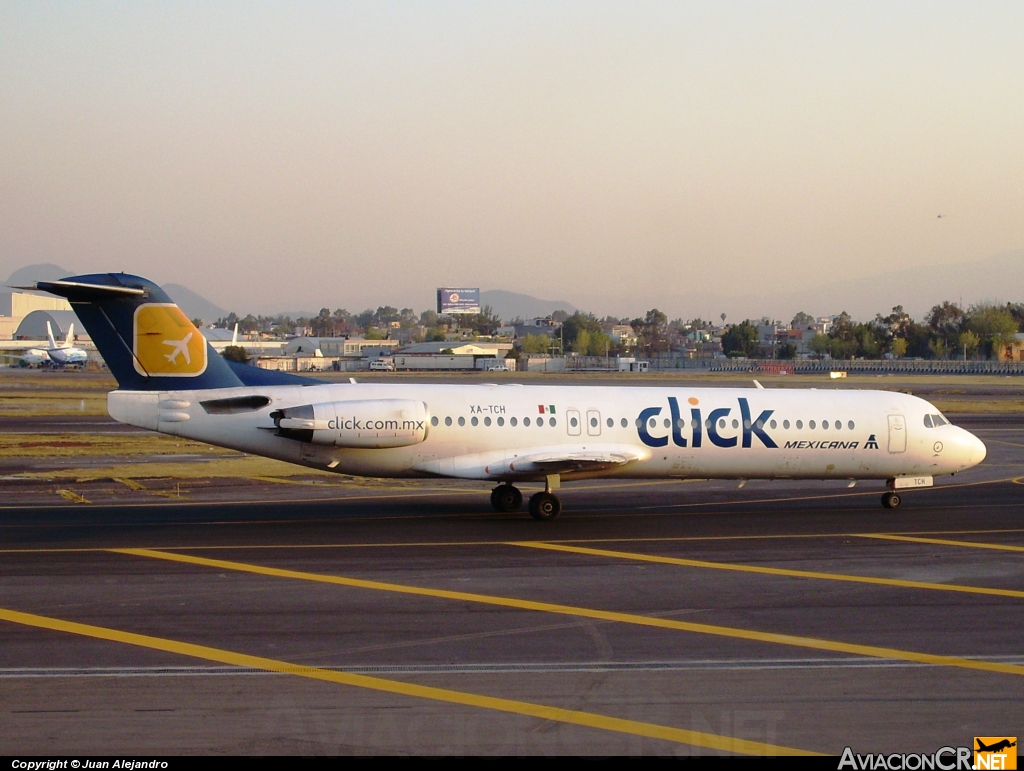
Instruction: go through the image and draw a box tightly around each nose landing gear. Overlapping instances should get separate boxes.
[881,491,902,509]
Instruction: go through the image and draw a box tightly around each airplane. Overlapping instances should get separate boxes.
[976,740,1016,753]
[28,273,987,520]
[44,321,89,367]
[2,321,89,368]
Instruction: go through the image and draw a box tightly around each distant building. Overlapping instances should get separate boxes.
[398,341,513,358]
[1,292,76,340]
[998,333,1024,362]
[14,309,88,341]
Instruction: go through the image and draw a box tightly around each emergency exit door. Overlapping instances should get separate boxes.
[887,414,906,453]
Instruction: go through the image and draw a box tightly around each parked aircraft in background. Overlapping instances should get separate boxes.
[43,321,89,367]
[3,321,89,367]
[31,273,987,519]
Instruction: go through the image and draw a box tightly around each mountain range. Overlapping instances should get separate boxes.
[5,249,1023,326]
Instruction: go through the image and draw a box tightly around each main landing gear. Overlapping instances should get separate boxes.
[490,484,523,512]
[528,492,561,521]
[490,475,563,521]
[881,491,902,509]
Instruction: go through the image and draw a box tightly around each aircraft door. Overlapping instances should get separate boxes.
[586,409,601,436]
[887,414,907,454]
[567,409,582,436]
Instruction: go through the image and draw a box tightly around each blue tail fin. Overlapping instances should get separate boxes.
[33,273,312,390]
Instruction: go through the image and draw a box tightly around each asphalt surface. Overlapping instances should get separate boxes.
[0,411,1022,755]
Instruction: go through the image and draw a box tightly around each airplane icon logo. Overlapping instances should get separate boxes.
[163,332,194,365]
[975,737,1017,770]
[133,304,207,377]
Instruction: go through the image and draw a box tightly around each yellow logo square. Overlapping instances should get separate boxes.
[975,738,1017,770]
[133,303,207,377]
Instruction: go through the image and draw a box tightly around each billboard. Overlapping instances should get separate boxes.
[437,288,481,315]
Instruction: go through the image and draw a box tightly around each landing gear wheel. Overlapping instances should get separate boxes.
[528,492,562,521]
[881,492,902,509]
[490,484,523,512]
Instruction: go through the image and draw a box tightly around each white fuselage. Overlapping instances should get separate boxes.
[107,382,986,484]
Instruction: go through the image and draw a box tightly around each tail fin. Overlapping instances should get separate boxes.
[46,321,57,349]
[65,323,75,348]
[231,323,239,346]
[33,273,247,391]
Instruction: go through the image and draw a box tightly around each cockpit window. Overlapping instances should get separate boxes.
[924,414,933,428]
[933,414,947,427]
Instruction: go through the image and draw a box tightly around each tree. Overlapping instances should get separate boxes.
[890,338,908,359]
[721,320,759,358]
[221,346,249,364]
[561,312,604,352]
[966,304,1018,358]
[632,309,669,356]
[809,333,831,358]
[926,301,965,342]
[777,342,797,360]
[958,330,980,359]
[791,311,814,328]
[519,334,551,354]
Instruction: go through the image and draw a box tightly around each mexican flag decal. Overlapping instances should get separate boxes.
[538,405,556,414]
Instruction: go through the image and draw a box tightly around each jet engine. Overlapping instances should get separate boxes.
[272,399,428,449]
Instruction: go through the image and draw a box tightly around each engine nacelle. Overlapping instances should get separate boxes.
[272,399,428,449]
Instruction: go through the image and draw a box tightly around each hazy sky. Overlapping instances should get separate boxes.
[2,2,1022,317]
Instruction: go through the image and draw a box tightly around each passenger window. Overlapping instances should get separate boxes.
[550,418,556,427]
[444,416,452,427]
[591,417,598,428]
[431,416,439,427]
[782,420,789,429]
[484,417,492,426]
[510,417,517,427]
[834,419,841,430]
[677,419,686,428]
[636,418,643,428]
[809,420,816,429]
[621,418,628,428]
[524,417,531,427]
[649,418,657,429]
[538,418,544,428]
[497,417,504,427]
[822,420,829,429]
[796,420,803,429]
[924,414,933,428]
[607,418,614,428]
[848,421,855,430]
[769,419,777,429]
[718,419,726,429]
[570,416,579,428]
[471,416,479,427]
[664,418,671,429]
[731,419,739,429]
[458,416,465,426]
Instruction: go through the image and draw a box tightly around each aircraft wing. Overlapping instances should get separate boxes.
[507,450,639,475]
[413,444,650,480]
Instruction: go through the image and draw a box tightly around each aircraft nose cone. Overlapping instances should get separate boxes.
[969,432,987,466]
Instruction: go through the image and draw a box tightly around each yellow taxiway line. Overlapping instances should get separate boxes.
[511,541,1024,599]
[856,534,1024,553]
[2,527,1022,554]
[0,606,814,756]
[111,547,1024,678]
